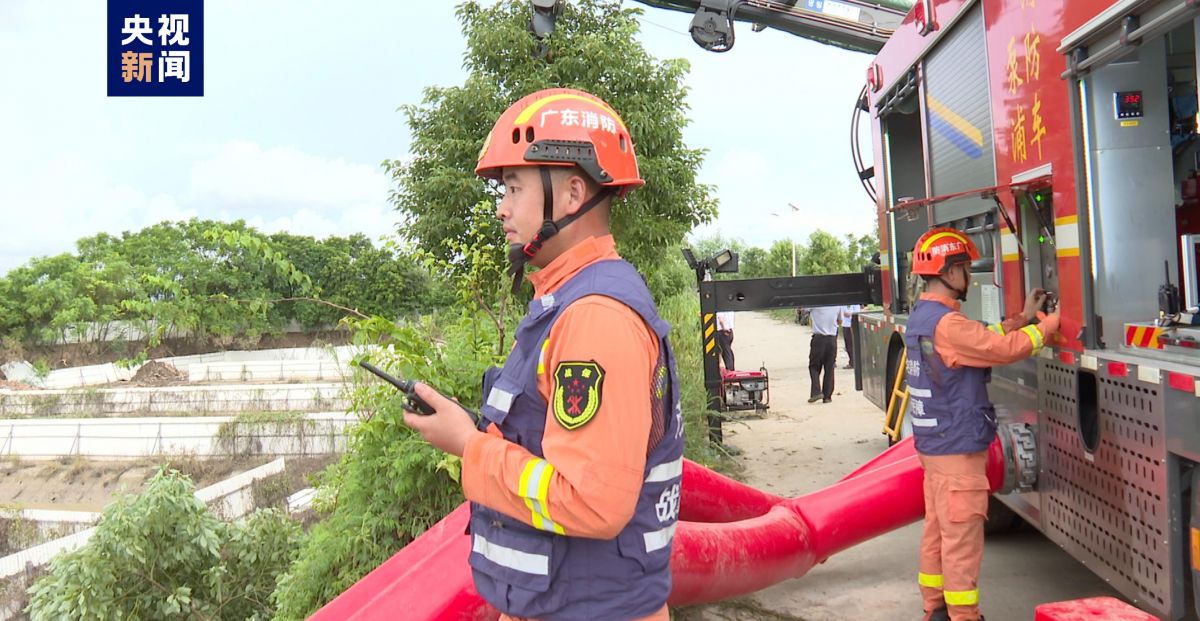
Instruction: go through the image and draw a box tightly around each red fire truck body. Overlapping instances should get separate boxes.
[855,2,1200,618]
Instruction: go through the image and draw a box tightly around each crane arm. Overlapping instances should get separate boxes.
[532,0,912,54]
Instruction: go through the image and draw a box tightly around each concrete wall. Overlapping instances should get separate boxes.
[287,487,317,514]
[187,359,350,383]
[0,383,349,418]
[47,319,338,345]
[0,509,99,546]
[0,412,354,459]
[7,345,365,390]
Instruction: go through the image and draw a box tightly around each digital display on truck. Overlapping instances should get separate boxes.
[1115,90,1144,119]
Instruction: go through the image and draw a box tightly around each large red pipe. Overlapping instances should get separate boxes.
[311,437,1007,620]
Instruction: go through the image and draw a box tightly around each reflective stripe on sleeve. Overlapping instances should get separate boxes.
[643,523,676,553]
[918,572,944,588]
[537,339,549,375]
[986,323,1005,336]
[944,588,979,606]
[1020,325,1045,352]
[487,387,516,413]
[472,534,550,576]
[645,457,683,483]
[518,458,565,534]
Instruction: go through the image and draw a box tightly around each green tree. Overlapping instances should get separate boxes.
[737,246,770,279]
[267,232,450,326]
[846,232,879,270]
[762,239,797,278]
[797,230,851,275]
[0,219,452,358]
[27,470,301,620]
[387,0,716,302]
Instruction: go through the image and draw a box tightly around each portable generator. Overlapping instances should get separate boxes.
[720,367,769,411]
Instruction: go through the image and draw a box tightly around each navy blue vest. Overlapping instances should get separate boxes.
[468,259,684,621]
[904,298,997,456]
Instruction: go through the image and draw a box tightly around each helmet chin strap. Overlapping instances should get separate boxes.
[936,264,969,301]
[507,166,615,294]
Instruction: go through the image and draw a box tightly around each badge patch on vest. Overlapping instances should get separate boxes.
[553,361,605,430]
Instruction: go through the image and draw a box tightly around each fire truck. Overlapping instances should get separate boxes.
[854,2,1200,619]
[587,0,1200,618]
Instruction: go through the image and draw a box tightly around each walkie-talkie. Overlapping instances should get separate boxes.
[358,361,436,415]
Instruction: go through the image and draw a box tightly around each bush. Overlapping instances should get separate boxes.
[26,469,301,620]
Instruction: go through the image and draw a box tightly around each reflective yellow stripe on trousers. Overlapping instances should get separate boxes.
[918,572,944,588]
[944,589,979,606]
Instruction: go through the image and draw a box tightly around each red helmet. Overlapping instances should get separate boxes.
[475,88,644,197]
[911,227,980,276]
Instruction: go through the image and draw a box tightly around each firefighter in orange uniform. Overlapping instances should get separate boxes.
[904,227,1060,621]
[403,88,683,621]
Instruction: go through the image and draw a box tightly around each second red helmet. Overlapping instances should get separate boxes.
[911,227,980,276]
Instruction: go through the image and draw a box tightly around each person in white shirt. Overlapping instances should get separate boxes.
[807,306,841,403]
[840,304,862,369]
[715,311,735,371]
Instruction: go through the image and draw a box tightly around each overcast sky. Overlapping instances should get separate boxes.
[0,1,877,273]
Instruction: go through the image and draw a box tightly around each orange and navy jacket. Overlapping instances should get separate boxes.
[461,235,659,539]
[921,292,1050,368]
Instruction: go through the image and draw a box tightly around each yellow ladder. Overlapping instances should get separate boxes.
[882,362,909,443]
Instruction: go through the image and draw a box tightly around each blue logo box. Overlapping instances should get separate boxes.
[107,0,204,97]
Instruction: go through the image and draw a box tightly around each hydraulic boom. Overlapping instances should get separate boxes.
[532,0,912,53]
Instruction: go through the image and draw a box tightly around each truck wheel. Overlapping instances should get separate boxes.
[984,497,1020,534]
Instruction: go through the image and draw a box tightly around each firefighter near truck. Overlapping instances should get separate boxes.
[854,1,1200,619]
[624,0,1200,617]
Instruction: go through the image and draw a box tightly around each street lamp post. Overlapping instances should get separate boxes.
[770,210,798,278]
[786,203,801,277]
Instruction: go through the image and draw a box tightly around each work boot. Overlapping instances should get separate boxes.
[921,608,949,621]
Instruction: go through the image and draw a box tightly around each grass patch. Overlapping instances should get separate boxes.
[215,411,316,457]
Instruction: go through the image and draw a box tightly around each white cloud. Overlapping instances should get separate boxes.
[636,15,880,252]
[0,142,397,273]
[0,152,198,270]
[189,142,390,211]
[187,141,397,243]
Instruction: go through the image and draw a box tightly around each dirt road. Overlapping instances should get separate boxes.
[683,311,1121,621]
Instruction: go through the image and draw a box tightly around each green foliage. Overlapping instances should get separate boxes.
[654,279,737,466]
[694,230,879,280]
[845,232,879,271]
[267,232,452,326]
[0,219,449,357]
[31,359,51,380]
[797,230,850,275]
[26,469,301,620]
[736,246,771,279]
[763,239,799,277]
[271,311,502,619]
[273,206,511,618]
[0,509,39,556]
[387,0,716,295]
